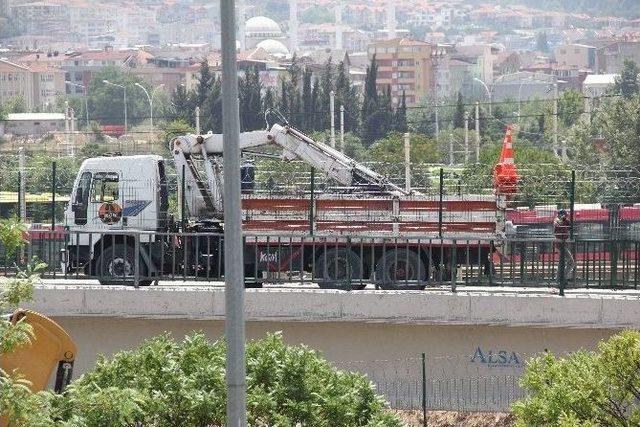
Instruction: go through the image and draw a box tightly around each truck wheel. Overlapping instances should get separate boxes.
[314,248,363,290]
[374,249,427,290]
[95,244,150,286]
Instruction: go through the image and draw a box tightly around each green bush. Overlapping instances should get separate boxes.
[513,330,640,426]
[51,332,401,426]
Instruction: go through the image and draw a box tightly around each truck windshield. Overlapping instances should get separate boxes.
[91,173,119,203]
[74,172,91,225]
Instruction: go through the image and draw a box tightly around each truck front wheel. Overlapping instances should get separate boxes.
[95,244,151,286]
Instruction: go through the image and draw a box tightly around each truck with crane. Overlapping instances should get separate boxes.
[61,119,505,289]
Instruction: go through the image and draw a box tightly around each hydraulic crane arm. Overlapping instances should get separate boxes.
[171,123,408,218]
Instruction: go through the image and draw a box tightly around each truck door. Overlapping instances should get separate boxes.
[88,172,123,228]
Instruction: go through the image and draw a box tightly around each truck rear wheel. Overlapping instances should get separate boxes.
[374,249,427,290]
[314,248,363,290]
[95,244,151,286]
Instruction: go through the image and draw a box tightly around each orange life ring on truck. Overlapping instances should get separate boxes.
[98,202,122,225]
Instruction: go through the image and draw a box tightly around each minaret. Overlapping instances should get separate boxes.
[386,0,396,40]
[238,0,246,50]
[289,0,298,53]
[335,1,343,50]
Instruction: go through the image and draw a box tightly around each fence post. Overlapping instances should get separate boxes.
[181,164,186,230]
[51,161,57,230]
[309,167,315,236]
[569,170,576,239]
[421,352,427,427]
[438,168,444,239]
[558,239,566,296]
[450,240,457,292]
[134,233,140,289]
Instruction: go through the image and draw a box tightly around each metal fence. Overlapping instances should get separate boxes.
[3,229,639,292]
[333,354,526,412]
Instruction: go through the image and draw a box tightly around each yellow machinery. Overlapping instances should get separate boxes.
[1,309,76,392]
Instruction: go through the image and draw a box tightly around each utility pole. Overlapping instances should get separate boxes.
[329,90,336,148]
[70,108,76,156]
[195,106,201,134]
[339,104,345,152]
[18,145,25,222]
[220,0,247,425]
[64,100,70,154]
[464,111,469,164]
[475,102,480,162]
[404,132,411,192]
[448,133,454,166]
[434,103,439,144]
[553,82,559,158]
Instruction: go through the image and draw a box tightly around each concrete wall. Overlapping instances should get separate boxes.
[52,316,617,411]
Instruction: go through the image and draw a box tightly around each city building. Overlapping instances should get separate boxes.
[554,43,596,70]
[583,74,618,97]
[0,112,66,136]
[244,16,287,50]
[367,38,436,106]
[596,40,640,74]
[0,58,65,110]
[492,71,557,102]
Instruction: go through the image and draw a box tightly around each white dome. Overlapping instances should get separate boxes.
[246,16,282,35]
[256,39,289,56]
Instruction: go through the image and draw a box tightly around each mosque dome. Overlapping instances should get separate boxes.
[256,39,290,56]
[245,16,282,36]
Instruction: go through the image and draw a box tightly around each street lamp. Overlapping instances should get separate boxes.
[102,80,127,133]
[134,83,164,131]
[65,81,89,129]
[473,77,492,115]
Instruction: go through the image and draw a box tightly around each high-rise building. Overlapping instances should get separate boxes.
[367,38,436,106]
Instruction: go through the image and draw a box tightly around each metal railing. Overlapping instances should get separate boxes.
[3,229,639,291]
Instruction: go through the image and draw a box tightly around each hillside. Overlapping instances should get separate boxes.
[494,0,640,19]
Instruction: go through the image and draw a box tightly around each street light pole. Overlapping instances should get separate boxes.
[65,81,89,129]
[135,83,164,131]
[474,77,492,115]
[220,0,247,425]
[103,80,127,133]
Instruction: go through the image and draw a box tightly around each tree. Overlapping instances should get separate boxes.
[301,67,314,132]
[239,67,263,131]
[171,84,194,125]
[453,92,465,129]
[513,330,640,426]
[262,87,276,116]
[87,67,150,127]
[201,76,222,133]
[361,55,380,145]
[335,61,360,133]
[194,59,214,110]
[49,332,402,426]
[613,58,640,99]
[318,58,335,131]
[558,89,583,128]
[394,91,407,132]
[536,32,549,52]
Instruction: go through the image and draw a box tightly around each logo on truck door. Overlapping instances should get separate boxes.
[98,202,122,225]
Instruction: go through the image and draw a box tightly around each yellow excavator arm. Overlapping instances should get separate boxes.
[1,309,76,393]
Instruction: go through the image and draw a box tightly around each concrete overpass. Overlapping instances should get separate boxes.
[26,281,640,411]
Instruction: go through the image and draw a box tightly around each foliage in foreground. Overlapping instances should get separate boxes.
[513,330,640,426]
[50,332,401,427]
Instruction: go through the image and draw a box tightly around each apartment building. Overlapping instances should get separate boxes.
[367,38,435,106]
[0,59,65,110]
[554,43,596,70]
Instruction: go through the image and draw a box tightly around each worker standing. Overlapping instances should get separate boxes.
[554,209,575,282]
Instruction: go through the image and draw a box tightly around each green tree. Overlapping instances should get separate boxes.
[361,55,380,145]
[239,67,263,131]
[558,89,583,128]
[453,92,465,129]
[301,67,314,131]
[49,332,402,426]
[318,58,335,131]
[194,59,214,110]
[262,87,276,116]
[394,91,407,132]
[88,67,150,127]
[536,32,549,52]
[335,61,360,133]
[613,58,640,99]
[513,330,640,426]
[4,96,27,113]
[201,76,222,133]
[171,84,194,125]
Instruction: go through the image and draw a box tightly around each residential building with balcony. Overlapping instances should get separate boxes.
[367,38,435,106]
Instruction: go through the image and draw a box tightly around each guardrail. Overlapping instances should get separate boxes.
[2,229,639,292]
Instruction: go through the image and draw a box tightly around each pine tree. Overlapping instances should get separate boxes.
[614,59,640,99]
[319,58,334,131]
[453,92,465,129]
[301,67,313,132]
[239,67,263,131]
[361,55,380,145]
[394,91,407,132]
[279,79,289,116]
[195,60,214,109]
[171,84,194,125]
[311,78,320,131]
[262,87,275,117]
[202,76,222,133]
[287,54,302,125]
[335,61,360,133]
